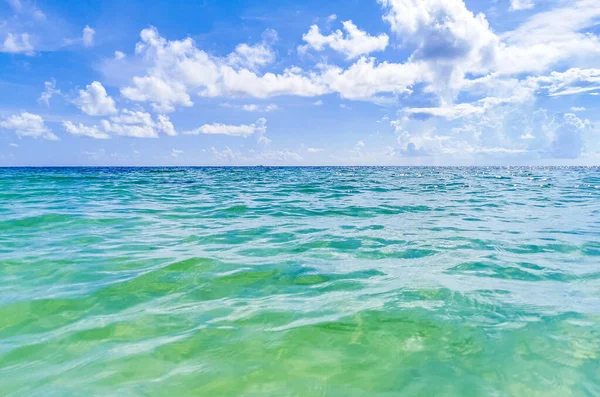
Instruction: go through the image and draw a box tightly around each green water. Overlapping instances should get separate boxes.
[1,167,599,396]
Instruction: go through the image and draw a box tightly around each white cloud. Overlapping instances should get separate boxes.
[227,30,277,70]
[242,104,258,112]
[121,75,193,113]
[536,68,600,97]
[520,132,535,140]
[405,103,486,120]
[210,146,302,163]
[114,51,125,60]
[228,43,274,70]
[378,0,498,69]
[90,4,599,162]
[156,114,177,136]
[257,135,271,145]
[509,0,534,11]
[110,109,154,125]
[242,103,278,112]
[62,121,110,139]
[498,1,600,75]
[113,27,427,106]
[218,66,328,98]
[171,148,184,158]
[261,149,302,162]
[6,0,45,19]
[9,143,19,147]
[74,81,117,116]
[299,20,389,59]
[38,80,61,106]
[313,100,324,106]
[571,107,586,112]
[0,112,58,140]
[101,109,176,138]
[307,147,324,153]
[184,118,267,137]
[82,26,95,48]
[375,0,600,100]
[210,146,238,162]
[1,33,34,55]
[117,27,328,109]
[549,113,590,158]
[321,57,427,100]
[404,67,598,122]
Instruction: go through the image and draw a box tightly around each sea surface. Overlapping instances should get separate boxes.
[0,167,599,396]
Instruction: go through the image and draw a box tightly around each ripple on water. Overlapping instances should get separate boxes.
[1,166,600,396]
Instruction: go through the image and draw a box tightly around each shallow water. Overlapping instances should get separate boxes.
[1,167,599,396]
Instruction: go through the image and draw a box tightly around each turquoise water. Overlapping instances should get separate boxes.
[1,167,599,396]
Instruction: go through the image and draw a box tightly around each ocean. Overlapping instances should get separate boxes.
[1,167,599,396]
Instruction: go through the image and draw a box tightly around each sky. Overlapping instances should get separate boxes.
[0,0,599,166]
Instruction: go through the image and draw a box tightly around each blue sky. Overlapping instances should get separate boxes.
[0,0,599,165]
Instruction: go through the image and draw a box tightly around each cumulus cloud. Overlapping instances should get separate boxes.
[217,66,328,98]
[119,27,327,109]
[82,2,600,160]
[62,121,110,139]
[241,104,258,112]
[74,81,117,116]
[156,114,177,136]
[403,67,599,125]
[509,0,534,11]
[227,43,274,70]
[498,1,600,75]
[257,135,271,145]
[112,26,428,105]
[227,29,277,70]
[184,118,267,137]
[38,80,61,106]
[121,76,193,113]
[82,26,95,47]
[118,27,325,109]
[114,51,125,60]
[101,109,176,138]
[548,113,589,159]
[211,146,302,164]
[376,0,600,98]
[6,0,45,19]
[307,147,324,153]
[1,33,34,54]
[321,57,427,100]
[405,103,486,120]
[241,103,278,112]
[537,68,600,97]
[378,0,498,65]
[63,109,174,139]
[0,112,58,140]
[392,95,595,160]
[299,20,389,59]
